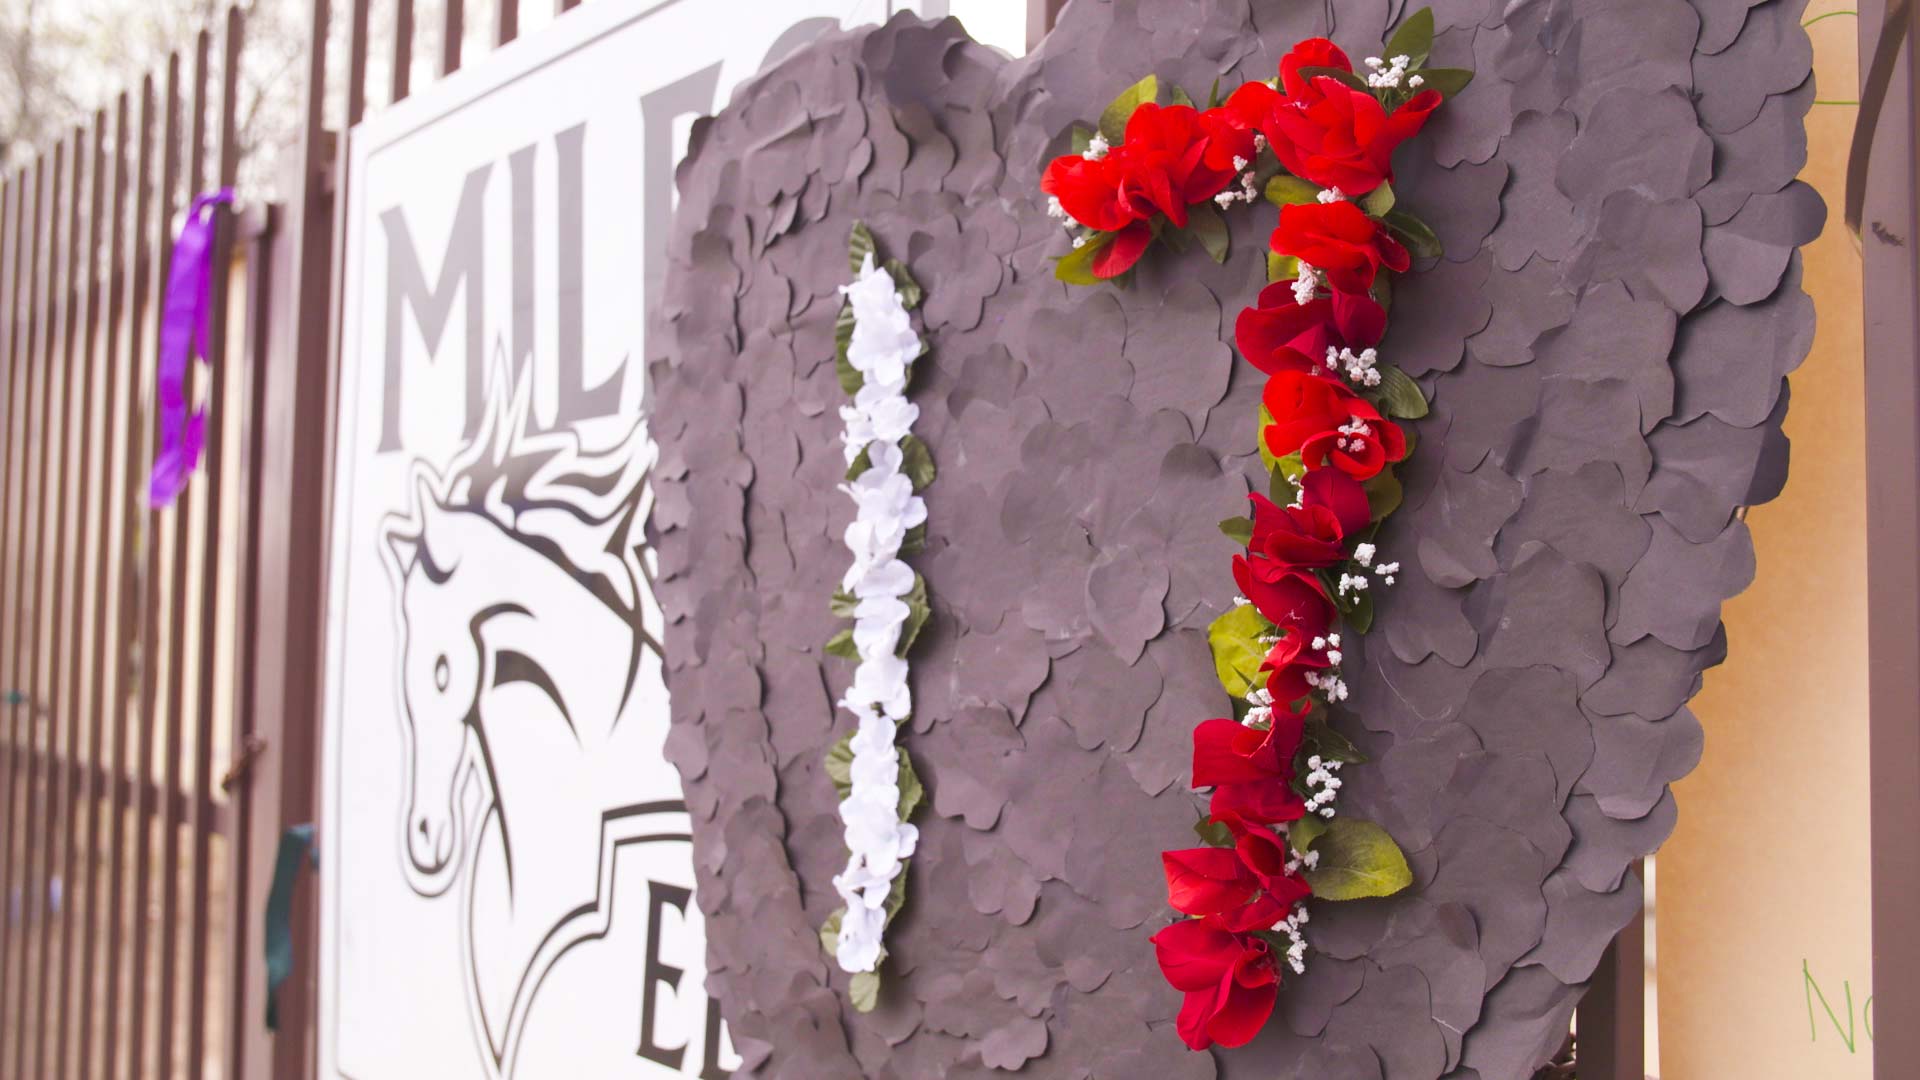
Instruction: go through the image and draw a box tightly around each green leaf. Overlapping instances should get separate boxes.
[1304,716,1366,765]
[1414,67,1473,98]
[1339,586,1375,634]
[820,907,844,956]
[826,628,860,661]
[1169,84,1195,108]
[1362,467,1402,522]
[899,434,937,490]
[1186,201,1230,263]
[897,574,931,657]
[834,300,862,394]
[845,444,872,481]
[884,257,923,308]
[850,970,882,1013]
[1289,814,1328,855]
[1375,366,1429,419]
[1071,124,1095,154]
[1275,450,1306,486]
[1194,814,1235,848]
[1209,603,1275,700]
[900,522,927,555]
[1267,252,1299,284]
[897,749,924,819]
[1265,174,1321,207]
[1269,464,1300,507]
[1302,817,1413,900]
[1054,232,1113,286]
[1383,208,1443,260]
[830,587,859,619]
[1219,516,1253,547]
[1384,7,1435,68]
[1298,65,1372,93]
[848,221,878,274]
[1257,402,1281,472]
[1099,74,1159,144]
[825,733,856,798]
[1206,76,1223,109]
[1360,180,1396,217]
[884,866,909,918]
[1372,271,1394,313]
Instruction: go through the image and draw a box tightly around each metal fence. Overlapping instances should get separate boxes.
[0,1,1686,1078]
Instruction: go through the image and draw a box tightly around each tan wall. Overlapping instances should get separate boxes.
[1653,9,1873,1078]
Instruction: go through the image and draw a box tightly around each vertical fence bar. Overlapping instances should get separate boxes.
[393,0,416,103]
[190,16,246,1075]
[50,114,100,1080]
[77,92,130,1080]
[444,0,465,75]
[155,34,212,1078]
[127,59,175,1080]
[347,0,372,126]
[0,163,29,1066]
[557,0,580,14]
[1578,867,1647,1078]
[498,0,520,45]
[19,141,68,1080]
[0,171,13,1048]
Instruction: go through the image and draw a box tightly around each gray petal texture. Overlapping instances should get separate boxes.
[648,0,1821,1076]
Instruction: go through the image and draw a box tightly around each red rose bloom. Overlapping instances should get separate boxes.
[1245,468,1373,568]
[1150,918,1279,1050]
[1232,555,1336,641]
[1259,624,1332,715]
[1162,815,1312,918]
[1271,200,1410,293]
[1277,38,1355,100]
[1198,81,1276,172]
[1191,716,1309,824]
[1236,284,1388,376]
[1265,83,1442,195]
[1262,370,1407,480]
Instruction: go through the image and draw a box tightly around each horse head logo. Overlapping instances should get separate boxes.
[377,356,682,1077]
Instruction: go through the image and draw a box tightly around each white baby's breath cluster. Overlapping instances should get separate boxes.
[830,253,927,975]
[1364,54,1413,89]
[1213,155,1264,209]
[1325,345,1382,387]
[1292,264,1322,306]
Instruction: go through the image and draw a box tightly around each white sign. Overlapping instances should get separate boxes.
[318,3,970,1077]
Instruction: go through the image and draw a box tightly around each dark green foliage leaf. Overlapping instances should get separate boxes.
[830,587,859,619]
[1194,814,1235,848]
[1265,174,1320,207]
[1337,584,1375,634]
[1289,814,1328,854]
[1383,208,1443,260]
[1055,232,1113,285]
[1360,180,1396,217]
[1385,7,1435,68]
[848,221,877,273]
[1219,516,1253,547]
[899,434,937,489]
[1298,65,1372,93]
[1302,817,1413,900]
[826,628,860,661]
[1169,84,1195,108]
[834,300,862,394]
[825,733,856,798]
[1304,716,1366,765]
[1099,74,1159,143]
[845,444,872,481]
[1206,76,1222,109]
[1269,465,1300,506]
[884,257,923,308]
[1186,201,1230,263]
[1376,365,1429,419]
[897,574,931,657]
[1415,67,1474,98]
[900,522,927,555]
[1209,603,1274,699]
[1363,466,1403,522]
[897,749,924,820]
[1071,124,1094,154]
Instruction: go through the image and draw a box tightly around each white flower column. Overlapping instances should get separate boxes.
[829,250,927,977]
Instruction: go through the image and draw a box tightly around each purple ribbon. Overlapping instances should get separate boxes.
[147,187,234,508]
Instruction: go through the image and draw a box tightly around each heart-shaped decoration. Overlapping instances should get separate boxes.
[649,0,1822,1075]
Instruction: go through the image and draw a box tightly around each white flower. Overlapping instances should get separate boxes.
[1046,195,1067,220]
[1084,133,1110,160]
[1352,542,1376,568]
[1317,186,1347,204]
[1292,264,1322,306]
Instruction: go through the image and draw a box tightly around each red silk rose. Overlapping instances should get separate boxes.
[1247,493,1348,568]
[1236,283,1387,376]
[1261,370,1407,480]
[1232,554,1336,640]
[1277,37,1354,100]
[1162,816,1312,918]
[1191,716,1309,824]
[1150,917,1280,1050]
[1265,82,1442,195]
[1271,200,1410,293]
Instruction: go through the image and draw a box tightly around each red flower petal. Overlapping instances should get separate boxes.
[1092,221,1152,278]
[1162,847,1259,916]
